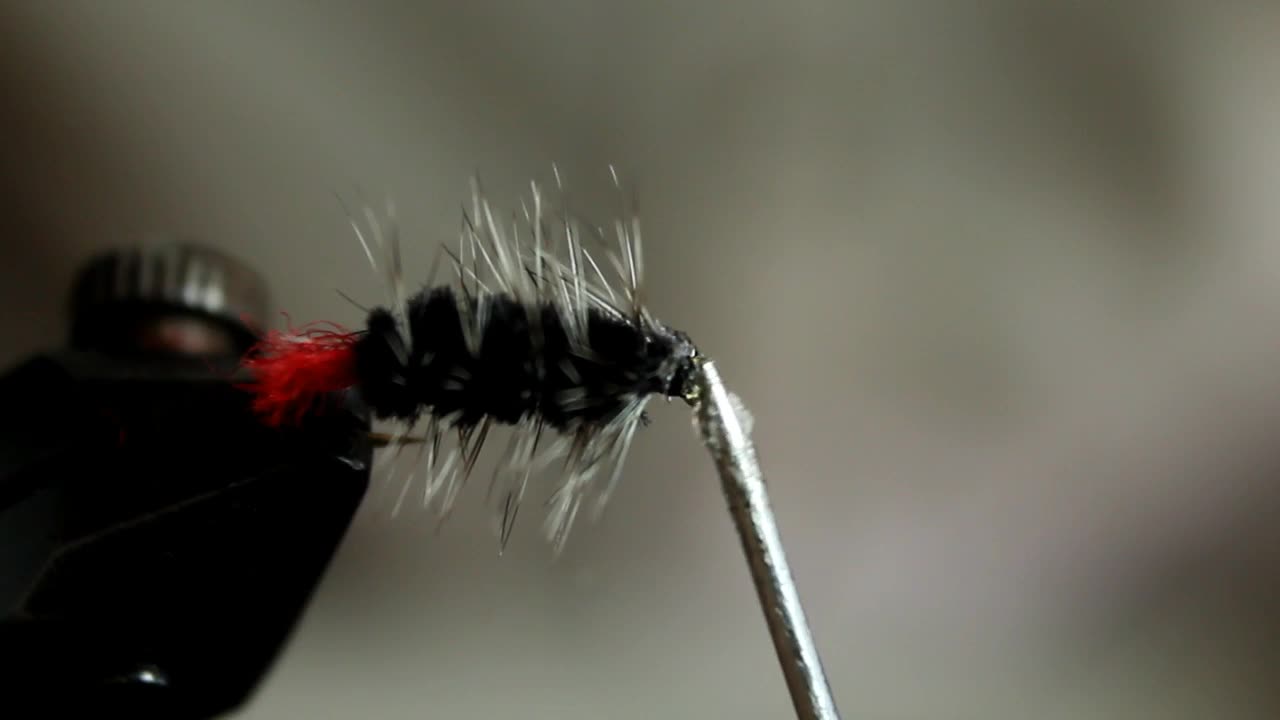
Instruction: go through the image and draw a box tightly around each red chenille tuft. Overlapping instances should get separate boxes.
[239,322,360,426]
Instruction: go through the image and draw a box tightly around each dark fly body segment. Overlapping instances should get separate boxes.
[354,287,697,430]
[241,172,697,551]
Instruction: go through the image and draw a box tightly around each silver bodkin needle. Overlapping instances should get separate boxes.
[691,359,842,720]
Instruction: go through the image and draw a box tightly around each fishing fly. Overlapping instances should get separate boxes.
[239,169,701,551]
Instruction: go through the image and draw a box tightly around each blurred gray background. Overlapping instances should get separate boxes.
[3,1,1280,718]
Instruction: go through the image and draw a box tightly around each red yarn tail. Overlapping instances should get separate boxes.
[239,320,360,427]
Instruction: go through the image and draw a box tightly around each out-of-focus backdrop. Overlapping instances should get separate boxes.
[3,2,1279,718]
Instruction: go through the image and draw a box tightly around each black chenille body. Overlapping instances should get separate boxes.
[352,286,696,429]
